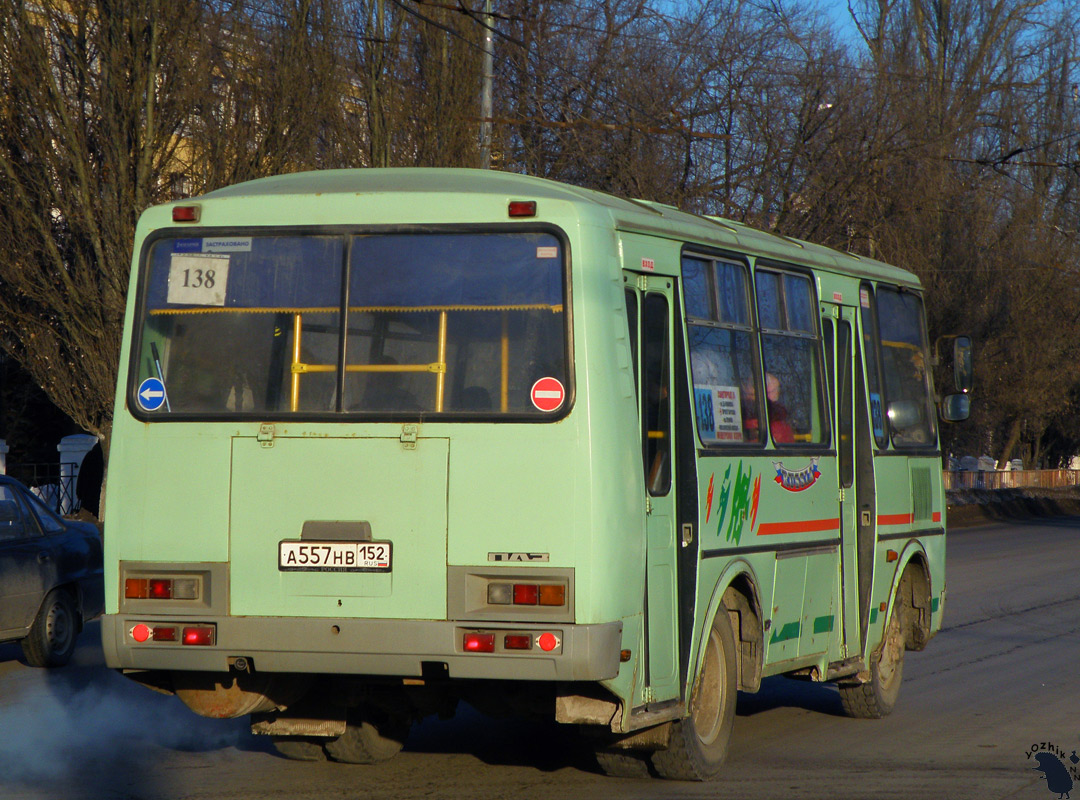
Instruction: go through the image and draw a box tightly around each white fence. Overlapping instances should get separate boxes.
[944,469,1080,492]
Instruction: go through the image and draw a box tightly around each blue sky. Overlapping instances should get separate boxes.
[819,0,862,42]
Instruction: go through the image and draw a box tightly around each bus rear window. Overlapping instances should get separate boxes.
[134,231,567,418]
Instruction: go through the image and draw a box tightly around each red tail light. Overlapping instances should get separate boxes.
[182,626,215,646]
[124,576,199,600]
[504,634,532,650]
[513,584,539,605]
[463,633,495,653]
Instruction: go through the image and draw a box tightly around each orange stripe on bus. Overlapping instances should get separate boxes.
[878,513,913,525]
[756,518,840,536]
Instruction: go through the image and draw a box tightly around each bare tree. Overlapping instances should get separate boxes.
[2,0,1080,474]
[0,0,208,452]
[338,0,485,168]
[188,0,355,190]
[843,0,1080,464]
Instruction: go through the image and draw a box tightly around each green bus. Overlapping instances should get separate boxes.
[102,169,971,779]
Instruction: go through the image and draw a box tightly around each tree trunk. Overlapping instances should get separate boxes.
[998,417,1023,467]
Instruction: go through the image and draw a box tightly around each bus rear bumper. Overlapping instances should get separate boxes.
[101,614,623,682]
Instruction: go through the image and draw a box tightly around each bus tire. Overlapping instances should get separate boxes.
[21,588,78,668]
[650,608,737,781]
[839,601,904,719]
[594,748,653,778]
[270,736,328,761]
[324,709,409,765]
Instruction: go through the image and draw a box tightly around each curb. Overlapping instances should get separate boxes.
[947,488,1080,528]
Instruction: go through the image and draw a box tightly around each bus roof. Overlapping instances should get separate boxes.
[197,168,921,288]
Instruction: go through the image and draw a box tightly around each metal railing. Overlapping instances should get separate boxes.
[5,462,81,515]
[944,469,1080,492]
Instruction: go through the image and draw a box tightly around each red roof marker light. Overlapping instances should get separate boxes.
[508,200,536,218]
[172,205,200,223]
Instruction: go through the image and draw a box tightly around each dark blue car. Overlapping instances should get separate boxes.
[0,474,104,666]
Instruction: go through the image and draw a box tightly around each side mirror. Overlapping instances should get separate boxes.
[940,393,970,422]
[952,336,973,393]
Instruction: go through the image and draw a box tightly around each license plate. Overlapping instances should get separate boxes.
[278,540,392,573]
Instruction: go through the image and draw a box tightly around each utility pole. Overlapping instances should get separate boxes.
[479,0,494,168]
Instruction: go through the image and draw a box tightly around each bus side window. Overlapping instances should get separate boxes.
[875,287,936,447]
[755,269,828,445]
[838,321,854,488]
[859,284,889,447]
[625,289,638,395]
[641,293,670,495]
[684,256,761,445]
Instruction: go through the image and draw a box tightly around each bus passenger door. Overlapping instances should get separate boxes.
[824,306,861,656]
[853,309,879,654]
[826,303,878,656]
[624,274,680,704]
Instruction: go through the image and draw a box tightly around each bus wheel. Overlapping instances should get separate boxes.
[594,748,652,778]
[270,736,327,761]
[324,708,409,765]
[839,601,905,719]
[650,609,737,781]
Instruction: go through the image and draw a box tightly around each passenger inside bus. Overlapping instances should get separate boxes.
[765,372,795,443]
[742,373,794,444]
[739,376,761,440]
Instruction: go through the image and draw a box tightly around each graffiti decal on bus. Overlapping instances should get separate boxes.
[708,462,761,545]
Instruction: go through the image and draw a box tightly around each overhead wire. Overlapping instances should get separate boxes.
[417,0,1080,99]
[416,0,1080,164]
[212,0,1080,169]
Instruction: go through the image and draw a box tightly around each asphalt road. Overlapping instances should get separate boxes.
[1,518,1078,800]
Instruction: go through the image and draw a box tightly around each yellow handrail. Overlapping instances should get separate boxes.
[500,311,509,412]
[435,311,448,413]
[289,311,450,411]
[228,303,564,412]
[150,303,563,315]
[291,363,445,374]
[290,314,303,411]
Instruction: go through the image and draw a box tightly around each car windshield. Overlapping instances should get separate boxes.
[24,489,67,534]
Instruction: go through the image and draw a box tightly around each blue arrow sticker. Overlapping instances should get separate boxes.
[137,377,167,412]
